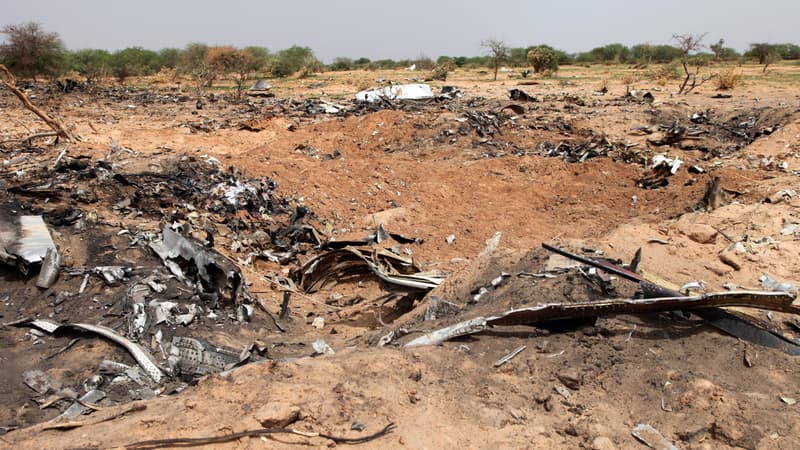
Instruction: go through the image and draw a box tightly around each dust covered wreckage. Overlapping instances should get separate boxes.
[6,202,799,386]
[0,154,323,417]
[1,73,800,448]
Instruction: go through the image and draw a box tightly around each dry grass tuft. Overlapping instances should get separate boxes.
[716,67,742,90]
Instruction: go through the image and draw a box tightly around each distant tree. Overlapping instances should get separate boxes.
[748,43,782,72]
[109,47,161,81]
[178,43,209,75]
[527,46,559,73]
[453,56,468,67]
[158,48,181,68]
[526,45,572,66]
[0,22,66,79]
[436,56,456,70]
[372,59,399,69]
[204,46,259,97]
[588,43,631,64]
[673,33,712,94]
[354,57,371,67]
[481,39,509,80]
[242,46,271,72]
[775,43,800,60]
[329,57,354,71]
[68,49,111,81]
[508,47,530,67]
[413,55,435,70]
[177,43,210,92]
[554,49,575,65]
[710,39,725,60]
[631,43,654,65]
[271,45,321,77]
[651,45,683,63]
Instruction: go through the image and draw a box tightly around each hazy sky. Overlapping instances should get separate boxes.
[3,0,798,62]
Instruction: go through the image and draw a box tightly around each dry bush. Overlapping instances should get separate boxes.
[646,63,681,86]
[621,72,636,91]
[715,67,742,90]
[153,67,178,84]
[297,66,316,79]
[430,66,448,81]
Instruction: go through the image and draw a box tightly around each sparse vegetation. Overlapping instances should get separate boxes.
[710,39,740,61]
[271,45,322,78]
[527,46,559,73]
[716,67,742,90]
[748,43,782,72]
[673,33,714,94]
[2,20,799,100]
[0,22,65,79]
[206,47,260,97]
[108,47,161,82]
[68,48,111,81]
[430,65,448,81]
[481,39,509,81]
[646,62,681,85]
[621,72,636,93]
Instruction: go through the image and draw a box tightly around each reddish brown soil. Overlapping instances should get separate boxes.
[1,66,800,449]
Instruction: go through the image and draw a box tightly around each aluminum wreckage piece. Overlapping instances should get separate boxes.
[18,319,165,383]
[1,216,61,285]
[544,243,800,354]
[149,226,244,305]
[295,246,444,293]
[406,291,800,347]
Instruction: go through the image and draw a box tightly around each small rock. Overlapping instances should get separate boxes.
[704,263,730,276]
[592,436,617,450]
[253,401,300,428]
[712,417,757,448]
[718,250,742,271]
[311,317,325,329]
[685,224,718,244]
[564,423,579,437]
[557,369,581,390]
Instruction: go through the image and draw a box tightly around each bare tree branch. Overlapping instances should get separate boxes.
[0,64,79,142]
[481,39,510,81]
[672,33,710,94]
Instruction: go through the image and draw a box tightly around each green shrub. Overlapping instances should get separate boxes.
[527,46,559,73]
[0,22,66,78]
[68,49,111,81]
[271,45,321,77]
[329,57,353,71]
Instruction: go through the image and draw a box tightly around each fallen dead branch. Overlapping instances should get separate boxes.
[126,422,397,449]
[0,131,59,147]
[0,64,79,142]
[13,403,146,434]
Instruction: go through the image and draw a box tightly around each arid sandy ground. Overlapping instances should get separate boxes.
[1,63,800,449]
